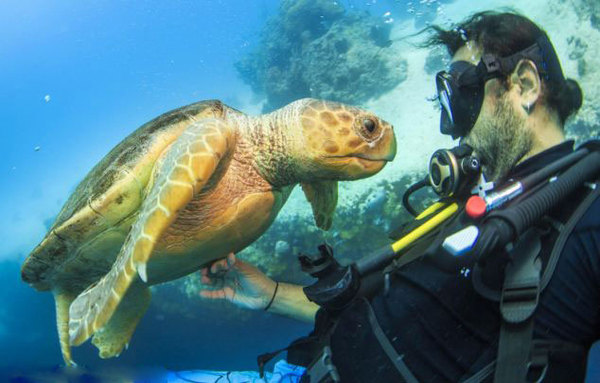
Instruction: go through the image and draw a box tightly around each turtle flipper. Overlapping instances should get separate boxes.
[53,290,77,366]
[92,282,151,358]
[68,118,234,347]
[301,180,338,230]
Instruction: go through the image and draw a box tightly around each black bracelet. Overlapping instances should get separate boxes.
[264,281,279,311]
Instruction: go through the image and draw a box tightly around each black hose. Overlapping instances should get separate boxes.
[519,148,588,189]
[477,150,600,261]
[355,245,396,276]
[402,177,430,216]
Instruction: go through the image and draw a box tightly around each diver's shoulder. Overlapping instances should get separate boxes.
[571,187,600,232]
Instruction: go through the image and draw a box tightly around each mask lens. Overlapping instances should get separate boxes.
[437,73,454,118]
[436,72,458,137]
[435,63,484,139]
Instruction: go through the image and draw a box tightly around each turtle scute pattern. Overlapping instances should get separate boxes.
[21,101,228,290]
[68,118,234,346]
[21,101,231,365]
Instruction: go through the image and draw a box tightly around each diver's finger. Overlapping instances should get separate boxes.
[200,289,226,300]
[226,252,236,266]
[200,268,214,284]
[210,258,229,274]
[222,286,236,301]
[201,274,212,284]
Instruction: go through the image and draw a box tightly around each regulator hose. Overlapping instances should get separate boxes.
[475,149,600,262]
[402,177,430,216]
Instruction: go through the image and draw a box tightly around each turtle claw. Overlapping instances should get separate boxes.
[137,263,148,283]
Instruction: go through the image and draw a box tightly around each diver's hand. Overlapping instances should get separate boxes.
[199,253,278,311]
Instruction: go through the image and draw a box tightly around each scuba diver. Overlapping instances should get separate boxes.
[170,11,600,383]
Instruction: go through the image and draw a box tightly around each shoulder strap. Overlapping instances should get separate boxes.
[541,182,600,291]
[490,182,599,383]
[493,228,543,383]
[472,181,600,302]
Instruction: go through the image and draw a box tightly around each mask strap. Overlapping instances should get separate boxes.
[535,34,566,85]
[479,34,566,86]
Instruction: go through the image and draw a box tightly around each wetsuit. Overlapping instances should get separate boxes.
[327,141,600,382]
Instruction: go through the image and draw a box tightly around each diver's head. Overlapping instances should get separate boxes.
[426,11,582,181]
[290,98,396,180]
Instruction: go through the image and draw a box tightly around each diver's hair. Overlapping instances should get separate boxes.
[422,11,582,126]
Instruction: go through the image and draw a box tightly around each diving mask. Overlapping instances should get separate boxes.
[435,34,566,139]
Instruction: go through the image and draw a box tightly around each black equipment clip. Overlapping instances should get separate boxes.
[299,244,360,311]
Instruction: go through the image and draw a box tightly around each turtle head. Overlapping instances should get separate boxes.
[293,99,396,180]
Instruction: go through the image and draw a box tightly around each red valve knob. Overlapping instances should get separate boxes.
[466,196,487,219]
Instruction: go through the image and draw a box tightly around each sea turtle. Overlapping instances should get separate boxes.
[21,98,396,365]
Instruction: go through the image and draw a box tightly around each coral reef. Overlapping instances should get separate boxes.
[570,0,600,31]
[235,0,408,111]
[554,0,600,140]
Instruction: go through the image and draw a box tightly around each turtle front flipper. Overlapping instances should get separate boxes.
[68,118,235,347]
[301,180,338,230]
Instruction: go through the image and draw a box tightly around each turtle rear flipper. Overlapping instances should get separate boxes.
[92,282,151,358]
[68,118,235,347]
[53,290,77,366]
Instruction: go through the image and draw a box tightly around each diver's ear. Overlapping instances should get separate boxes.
[301,180,338,231]
[511,59,542,113]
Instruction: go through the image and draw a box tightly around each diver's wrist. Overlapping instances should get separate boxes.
[263,281,279,311]
[267,282,319,323]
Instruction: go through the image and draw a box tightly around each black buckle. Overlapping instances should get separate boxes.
[482,54,501,74]
[500,229,542,323]
[500,283,540,324]
[302,346,340,383]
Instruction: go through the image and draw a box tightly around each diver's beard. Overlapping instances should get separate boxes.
[466,97,533,183]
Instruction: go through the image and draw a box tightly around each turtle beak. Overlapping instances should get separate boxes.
[355,125,397,162]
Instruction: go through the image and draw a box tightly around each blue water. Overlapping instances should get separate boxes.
[1,0,277,259]
[0,1,299,379]
[1,1,599,382]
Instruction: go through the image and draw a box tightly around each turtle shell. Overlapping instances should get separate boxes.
[21,100,228,291]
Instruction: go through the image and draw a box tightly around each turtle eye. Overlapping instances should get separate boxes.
[363,118,376,133]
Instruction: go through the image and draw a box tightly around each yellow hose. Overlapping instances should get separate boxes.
[391,202,459,253]
[416,201,448,219]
